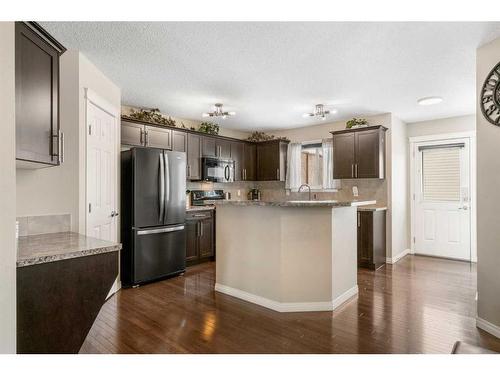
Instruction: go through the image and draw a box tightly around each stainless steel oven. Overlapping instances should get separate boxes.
[202,157,235,182]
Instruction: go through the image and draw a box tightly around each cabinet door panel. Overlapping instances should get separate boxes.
[187,134,202,180]
[172,131,187,152]
[146,126,171,150]
[230,141,243,181]
[199,219,214,258]
[217,140,231,159]
[355,129,381,178]
[16,22,60,165]
[243,143,257,181]
[332,133,355,179]
[202,137,216,157]
[185,219,199,262]
[357,211,373,267]
[121,121,144,146]
[257,142,280,181]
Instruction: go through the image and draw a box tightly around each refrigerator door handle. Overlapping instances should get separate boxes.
[137,225,185,235]
[164,152,170,221]
[159,152,165,222]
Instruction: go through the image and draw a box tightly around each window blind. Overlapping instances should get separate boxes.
[422,147,461,201]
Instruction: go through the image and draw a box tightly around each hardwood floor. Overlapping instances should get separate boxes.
[80,255,500,354]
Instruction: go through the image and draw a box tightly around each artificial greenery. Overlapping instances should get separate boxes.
[246,131,289,142]
[198,122,220,135]
[346,118,368,129]
[127,108,177,127]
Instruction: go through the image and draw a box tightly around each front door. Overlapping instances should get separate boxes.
[86,98,118,242]
[414,138,471,261]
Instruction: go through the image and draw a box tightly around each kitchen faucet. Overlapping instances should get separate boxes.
[298,184,312,201]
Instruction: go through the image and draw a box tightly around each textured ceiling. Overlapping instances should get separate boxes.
[41,22,500,130]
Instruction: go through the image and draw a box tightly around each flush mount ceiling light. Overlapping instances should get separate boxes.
[302,104,337,120]
[417,96,443,106]
[202,103,235,119]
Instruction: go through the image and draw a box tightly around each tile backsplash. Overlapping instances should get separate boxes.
[187,179,387,205]
[17,214,71,237]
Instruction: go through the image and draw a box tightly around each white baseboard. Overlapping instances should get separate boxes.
[476,317,500,339]
[386,249,410,264]
[214,283,358,313]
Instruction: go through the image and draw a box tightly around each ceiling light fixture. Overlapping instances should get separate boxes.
[202,103,235,119]
[302,104,336,120]
[417,96,443,106]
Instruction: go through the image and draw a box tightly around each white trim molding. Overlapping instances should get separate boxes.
[476,317,500,339]
[386,249,410,264]
[214,283,358,313]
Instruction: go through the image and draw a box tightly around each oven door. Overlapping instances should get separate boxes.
[202,157,234,182]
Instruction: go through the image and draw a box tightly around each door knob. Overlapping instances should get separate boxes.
[459,206,468,210]
[111,210,119,217]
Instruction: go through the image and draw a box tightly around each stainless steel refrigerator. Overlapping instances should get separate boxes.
[121,147,186,287]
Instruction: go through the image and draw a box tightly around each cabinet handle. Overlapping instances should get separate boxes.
[244,168,246,180]
[355,164,358,178]
[193,214,206,217]
[59,130,64,164]
[351,164,354,178]
[357,212,360,227]
[200,222,203,237]
[140,129,144,145]
[187,165,191,178]
[145,131,149,147]
[276,168,280,180]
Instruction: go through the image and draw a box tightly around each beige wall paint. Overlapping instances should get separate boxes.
[407,114,475,138]
[476,36,500,330]
[16,51,121,235]
[0,22,16,353]
[122,105,250,140]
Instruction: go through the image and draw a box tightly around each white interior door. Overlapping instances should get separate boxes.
[86,97,118,242]
[414,139,471,261]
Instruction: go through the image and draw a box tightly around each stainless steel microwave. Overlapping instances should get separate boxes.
[202,157,235,183]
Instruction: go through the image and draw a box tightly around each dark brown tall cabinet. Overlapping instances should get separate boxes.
[242,142,257,181]
[256,140,289,181]
[185,210,215,265]
[331,125,387,179]
[15,22,66,168]
[357,210,386,270]
[230,141,243,181]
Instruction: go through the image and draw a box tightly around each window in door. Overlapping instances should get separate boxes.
[421,146,461,202]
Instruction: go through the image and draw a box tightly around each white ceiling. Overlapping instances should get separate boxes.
[41,22,500,131]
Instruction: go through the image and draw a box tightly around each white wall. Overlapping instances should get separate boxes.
[407,114,475,137]
[476,36,500,334]
[388,115,409,259]
[0,22,17,353]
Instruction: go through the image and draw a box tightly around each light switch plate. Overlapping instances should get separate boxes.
[352,186,359,197]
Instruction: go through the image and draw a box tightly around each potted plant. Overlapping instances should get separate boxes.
[346,118,368,129]
[198,122,220,135]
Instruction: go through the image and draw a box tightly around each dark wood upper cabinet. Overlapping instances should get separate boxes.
[145,125,171,150]
[187,133,202,180]
[256,140,288,181]
[242,142,257,181]
[15,22,65,168]
[121,120,145,147]
[172,130,187,152]
[332,132,356,179]
[331,125,387,179]
[357,210,386,270]
[216,139,231,159]
[202,136,216,157]
[230,141,243,181]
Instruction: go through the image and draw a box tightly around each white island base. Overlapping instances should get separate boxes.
[214,201,372,312]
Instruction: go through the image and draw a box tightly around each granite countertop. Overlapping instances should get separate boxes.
[186,205,216,212]
[17,232,122,268]
[357,204,388,212]
[210,199,376,208]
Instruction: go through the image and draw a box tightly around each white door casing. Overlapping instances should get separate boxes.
[412,137,471,261]
[85,89,119,242]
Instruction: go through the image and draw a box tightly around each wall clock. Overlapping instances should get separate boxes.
[481,61,500,125]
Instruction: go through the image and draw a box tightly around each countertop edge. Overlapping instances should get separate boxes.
[17,243,122,268]
[210,200,376,208]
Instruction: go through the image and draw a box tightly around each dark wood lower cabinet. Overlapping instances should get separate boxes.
[186,210,215,265]
[17,252,118,353]
[357,210,386,270]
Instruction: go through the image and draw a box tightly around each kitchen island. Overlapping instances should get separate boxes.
[212,200,375,312]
